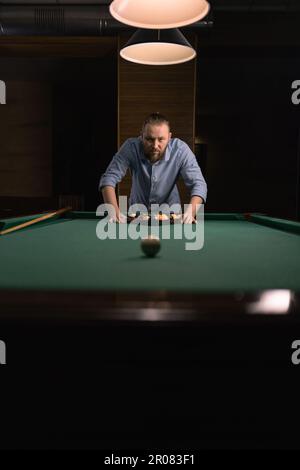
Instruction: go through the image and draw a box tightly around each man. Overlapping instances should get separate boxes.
[99,113,207,223]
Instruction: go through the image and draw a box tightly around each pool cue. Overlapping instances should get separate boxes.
[0,206,72,236]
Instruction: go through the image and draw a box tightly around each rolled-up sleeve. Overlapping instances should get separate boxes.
[99,140,131,190]
[179,144,207,202]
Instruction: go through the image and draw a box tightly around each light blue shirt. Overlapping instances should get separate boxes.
[99,137,207,208]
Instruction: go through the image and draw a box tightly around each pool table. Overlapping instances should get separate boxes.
[0,211,300,319]
[1,211,300,449]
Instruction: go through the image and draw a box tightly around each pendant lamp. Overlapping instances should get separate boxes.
[120,28,196,65]
[110,0,210,29]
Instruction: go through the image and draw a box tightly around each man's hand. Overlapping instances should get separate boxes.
[109,211,127,224]
[182,196,203,223]
[102,186,127,223]
[181,212,197,224]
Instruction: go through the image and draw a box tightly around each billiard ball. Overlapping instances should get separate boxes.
[141,235,160,257]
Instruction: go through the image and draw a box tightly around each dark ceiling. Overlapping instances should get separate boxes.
[212,0,300,11]
[0,0,300,11]
[0,0,300,38]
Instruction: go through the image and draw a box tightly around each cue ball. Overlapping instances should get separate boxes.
[141,235,160,257]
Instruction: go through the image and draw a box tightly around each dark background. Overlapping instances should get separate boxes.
[52,57,117,210]
[0,54,118,215]
[196,45,300,220]
[0,8,300,219]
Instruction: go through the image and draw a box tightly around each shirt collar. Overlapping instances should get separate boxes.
[163,142,171,162]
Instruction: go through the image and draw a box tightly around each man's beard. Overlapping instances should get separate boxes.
[145,149,163,163]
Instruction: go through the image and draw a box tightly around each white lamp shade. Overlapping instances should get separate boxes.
[120,29,196,66]
[121,43,196,65]
[110,0,210,29]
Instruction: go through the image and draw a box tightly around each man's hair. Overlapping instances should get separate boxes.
[142,112,170,132]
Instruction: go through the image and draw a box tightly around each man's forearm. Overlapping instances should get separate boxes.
[188,196,203,218]
[101,186,119,215]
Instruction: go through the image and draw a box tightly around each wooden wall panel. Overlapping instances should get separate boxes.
[0,37,118,214]
[118,35,197,203]
[0,36,117,58]
[0,81,52,197]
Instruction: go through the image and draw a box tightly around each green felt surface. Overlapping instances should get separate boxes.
[0,213,300,293]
